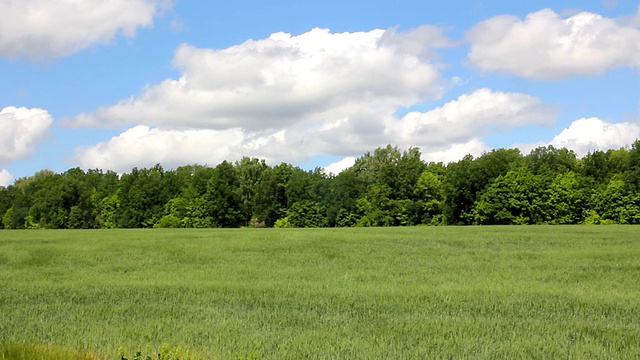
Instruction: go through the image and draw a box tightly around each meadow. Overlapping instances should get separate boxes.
[1,226,639,359]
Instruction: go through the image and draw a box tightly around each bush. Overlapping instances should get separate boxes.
[154,215,182,228]
[274,217,292,228]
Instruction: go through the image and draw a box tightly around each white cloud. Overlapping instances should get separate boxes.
[74,125,246,172]
[550,117,640,156]
[75,88,555,171]
[467,8,640,79]
[0,169,13,187]
[323,157,356,175]
[395,88,555,147]
[386,88,553,163]
[513,117,640,157]
[66,25,575,171]
[421,139,490,164]
[0,0,170,60]
[0,106,53,165]
[67,26,450,129]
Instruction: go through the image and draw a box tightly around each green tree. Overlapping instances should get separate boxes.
[526,145,577,176]
[26,171,64,228]
[594,176,640,224]
[95,194,120,229]
[414,170,444,225]
[581,150,615,185]
[473,168,546,225]
[0,187,10,229]
[206,161,242,228]
[352,145,402,190]
[395,147,426,200]
[234,157,269,225]
[287,200,328,227]
[625,140,640,191]
[325,169,364,227]
[253,164,291,227]
[156,195,212,228]
[545,171,586,224]
[3,206,16,229]
[117,165,176,228]
[442,155,475,224]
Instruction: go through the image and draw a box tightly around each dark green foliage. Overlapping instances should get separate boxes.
[287,200,328,227]
[325,169,364,227]
[414,170,443,224]
[473,168,546,225]
[116,165,179,228]
[626,140,640,191]
[252,164,290,227]
[1,142,640,228]
[206,161,243,228]
[0,187,10,228]
[442,149,526,225]
[234,157,269,224]
[593,177,640,224]
[525,145,578,176]
[582,149,620,184]
[441,154,476,224]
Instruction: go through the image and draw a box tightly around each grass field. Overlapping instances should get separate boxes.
[1,226,639,359]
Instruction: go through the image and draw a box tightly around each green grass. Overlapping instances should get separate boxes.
[1,226,639,359]
[0,342,98,360]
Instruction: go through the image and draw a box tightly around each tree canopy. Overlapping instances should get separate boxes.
[2,141,640,229]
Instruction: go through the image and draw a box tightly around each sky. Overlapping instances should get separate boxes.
[1,0,640,186]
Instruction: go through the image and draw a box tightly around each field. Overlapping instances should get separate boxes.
[1,226,639,359]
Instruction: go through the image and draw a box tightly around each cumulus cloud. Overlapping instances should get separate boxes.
[395,88,553,164]
[514,117,640,156]
[67,26,451,129]
[323,157,356,175]
[395,88,555,147]
[0,169,13,187]
[421,139,490,164]
[74,88,555,172]
[0,0,170,59]
[74,126,246,172]
[550,117,640,156]
[467,8,640,79]
[0,106,53,165]
[70,26,563,170]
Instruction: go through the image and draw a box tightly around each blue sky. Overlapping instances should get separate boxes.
[1,0,639,185]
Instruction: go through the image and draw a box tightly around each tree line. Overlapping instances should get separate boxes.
[2,141,640,229]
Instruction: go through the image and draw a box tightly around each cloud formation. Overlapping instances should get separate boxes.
[74,88,555,172]
[0,169,13,187]
[467,8,640,79]
[396,88,555,147]
[323,157,357,175]
[69,26,451,129]
[0,0,170,59]
[514,117,640,156]
[422,139,490,164]
[0,106,53,165]
[72,27,561,172]
[74,125,247,172]
[68,21,637,173]
[549,117,640,156]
